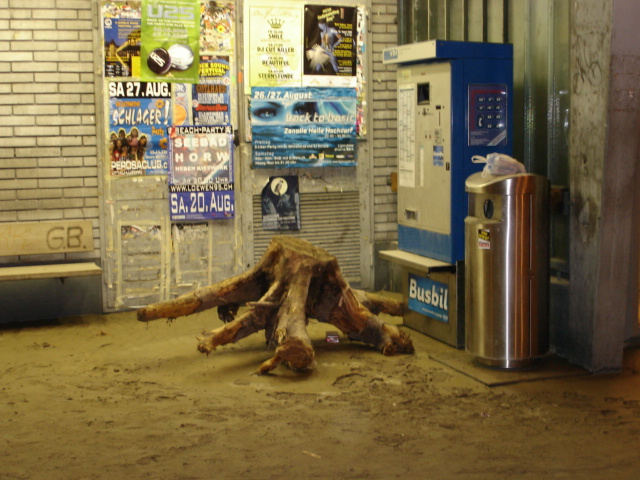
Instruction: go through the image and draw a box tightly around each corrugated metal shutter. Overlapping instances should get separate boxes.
[252,191,361,283]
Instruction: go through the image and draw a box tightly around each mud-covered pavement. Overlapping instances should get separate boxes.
[2,308,640,479]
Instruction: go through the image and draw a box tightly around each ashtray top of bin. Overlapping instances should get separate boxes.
[465,172,548,196]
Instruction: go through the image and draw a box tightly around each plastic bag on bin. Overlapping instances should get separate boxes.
[472,153,526,177]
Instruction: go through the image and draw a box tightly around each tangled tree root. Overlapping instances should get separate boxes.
[137,236,414,374]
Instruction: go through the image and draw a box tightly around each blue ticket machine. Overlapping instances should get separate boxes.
[381,40,513,347]
[383,40,513,264]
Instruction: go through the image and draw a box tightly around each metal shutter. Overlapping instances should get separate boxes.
[252,190,362,283]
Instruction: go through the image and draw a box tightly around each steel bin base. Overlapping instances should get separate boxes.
[473,355,542,370]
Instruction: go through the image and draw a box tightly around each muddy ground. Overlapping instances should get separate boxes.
[2,307,640,479]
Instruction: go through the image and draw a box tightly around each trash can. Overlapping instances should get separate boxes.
[464,172,550,368]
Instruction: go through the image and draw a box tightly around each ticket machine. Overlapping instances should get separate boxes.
[384,40,513,264]
[381,40,513,347]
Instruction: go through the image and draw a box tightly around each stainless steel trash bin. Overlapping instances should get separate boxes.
[464,172,550,368]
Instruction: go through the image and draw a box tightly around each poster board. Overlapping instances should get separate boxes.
[100,0,237,196]
[97,0,373,310]
[250,86,357,168]
[243,0,368,158]
[99,0,240,311]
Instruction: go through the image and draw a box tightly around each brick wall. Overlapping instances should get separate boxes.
[370,0,398,246]
[0,0,99,260]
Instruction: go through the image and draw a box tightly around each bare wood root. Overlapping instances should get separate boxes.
[257,337,315,374]
[137,267,267,321]
[196,308,267,355]
[353,289,405,317]
[137,236,413,374]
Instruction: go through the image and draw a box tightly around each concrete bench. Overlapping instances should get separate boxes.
[0,220,102,282]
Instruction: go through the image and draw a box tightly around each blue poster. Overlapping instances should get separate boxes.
[108,81,172,176]
[251,86,357,168]
[102,4,141,77]
[407,273,449,323]
[193,56,232,125]
[168,125,234,221]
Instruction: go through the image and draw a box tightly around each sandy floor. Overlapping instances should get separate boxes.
[2,307,640,480]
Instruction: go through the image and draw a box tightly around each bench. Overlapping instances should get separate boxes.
[0,220,102,282]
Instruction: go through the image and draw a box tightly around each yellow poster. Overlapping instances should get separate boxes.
[247,4,303,90]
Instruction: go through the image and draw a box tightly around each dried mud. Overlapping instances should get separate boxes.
[2,309,640,479]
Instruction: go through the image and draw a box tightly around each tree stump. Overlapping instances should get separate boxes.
[137,236,414,374]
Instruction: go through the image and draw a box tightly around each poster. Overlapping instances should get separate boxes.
[140,0,200,83]
[303,6,357,80]
[168,125,235,221]
[171,56,232,127]
[251,86,357,168]
[354,7,366,135]
[247,5,303,90]
[193,56,232,125]
[200,0,235,53]
[108,81,172,176]
[102,2,141,78]
[261,176,301,231]
[172,82,192,125]
[122,224,162,242]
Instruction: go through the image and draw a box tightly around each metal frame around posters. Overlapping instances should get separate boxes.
[95,0,242,311]
[95,0,374,312]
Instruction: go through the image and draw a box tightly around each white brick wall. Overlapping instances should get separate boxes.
[0,1,99,252]
[370,0,399,245]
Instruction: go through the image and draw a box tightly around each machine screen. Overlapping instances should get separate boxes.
[417,82,430,105]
